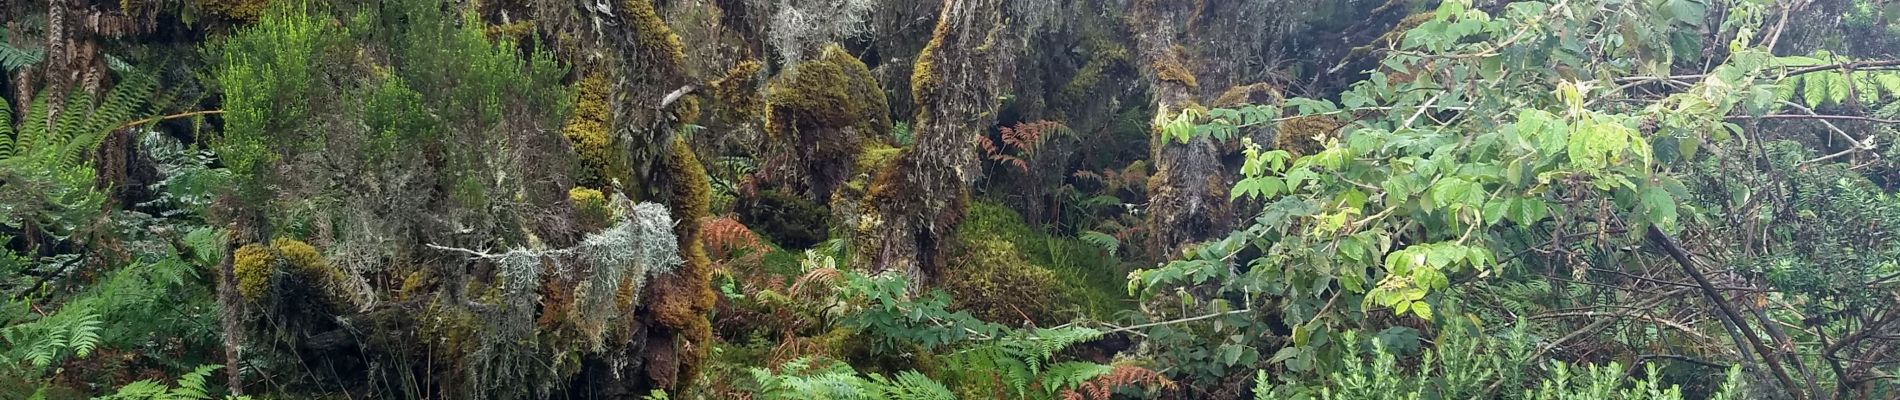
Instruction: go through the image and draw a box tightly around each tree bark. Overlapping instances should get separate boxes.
[1131,0,1232,257]
[216,227,244,396]
[858,0,1021,289]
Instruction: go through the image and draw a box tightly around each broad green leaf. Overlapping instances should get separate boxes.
[1641,183,1680,233]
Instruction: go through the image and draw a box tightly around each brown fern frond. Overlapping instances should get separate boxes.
[789,267,843,301]
[1061,363,1177,400]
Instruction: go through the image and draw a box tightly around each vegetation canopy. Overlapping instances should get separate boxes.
[2,0,1899,399]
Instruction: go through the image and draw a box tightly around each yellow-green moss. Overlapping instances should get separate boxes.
[570,187,613,230]
[196,0,266,21]
[1276,114,1341,158]
[626,0,687,67]
[233,244,274,303]
[943,238,1066,324]
[232,239,353,307]
[1058,35,1132,105]
[419,299,480,364]
[1214,83,1285,107]
[764,44,889,137]
[820,45,892,136]
[1155,46,1200,89]
[711,60,765,121]
[562,73,630,189]
[647,137,716,388]
[855,142,905,177]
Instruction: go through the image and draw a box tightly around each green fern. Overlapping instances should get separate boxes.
[1772,53,1900,108]
[1078,230,1120,258]
[96,364,250,400]
[0,41,42,72]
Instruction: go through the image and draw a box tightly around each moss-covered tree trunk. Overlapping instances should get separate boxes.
[540,0,717,393]
[1131,0,1233,257]
[857,0,1022,288]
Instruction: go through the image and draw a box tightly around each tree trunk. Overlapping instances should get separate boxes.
[857,0,1023,289]
[1131,0,1232,257]
[216,227,245,396]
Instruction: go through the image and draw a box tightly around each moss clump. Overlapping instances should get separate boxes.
[233,244,274,303]
[485,20,536,42]
[232,239,356,309]
[957,201,1133,319]
[765,44,890,137]
[736,189,830,250]
[1213,83,1285,107]
[943,238,1067,325]
[626,0,687,67]
[1276,114,1341,158]
[646,137,716,388]
[711,60,765,121]
[569,187,613,231]
[1058,35,1132,106]
[562,73,630,188]
[1154,46,1200,89]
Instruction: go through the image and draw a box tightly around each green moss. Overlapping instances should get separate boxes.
[1155,46,1200,89]
[943,238,1067,324]
[953,201,1133,320]
[1213,83,1284,107]
[485,20,536,42]
[625,0,687,67]
[569,187,613,230]
[234,244,274,303]
[562,73,630,188]
[232,239,357,309]
[1276,114,1340,158]
[819,45,893,136]
[765,44,889,137]
[648,137,716,388]
[737,189,830,250]
[711,60,765,121]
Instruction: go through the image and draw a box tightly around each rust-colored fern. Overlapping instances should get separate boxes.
[1061,363,1177,400]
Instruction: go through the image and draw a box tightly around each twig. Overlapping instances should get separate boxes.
[1101,309,1253,336]
[109,110,225,132]
[1724,114,1900,124]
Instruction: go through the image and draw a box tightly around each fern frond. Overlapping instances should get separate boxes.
[1042,362,1113,394]
[1079,230,1120,258]
[170,364,222,399]
[14,95,51,158]
[0,41,43,72]
[883,371,955,400]
[67,313,102,359]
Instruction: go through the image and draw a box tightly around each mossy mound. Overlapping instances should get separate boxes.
[943,238,1068,325]
[949,201,1134,322]
[232,238,357,311]
[569,187,614,231]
